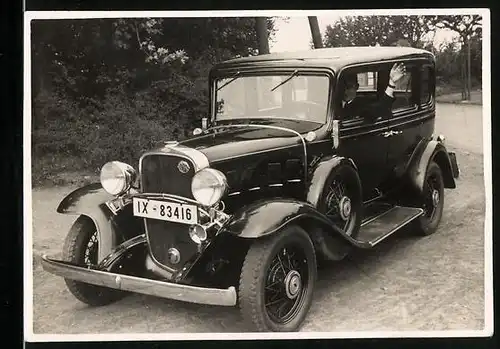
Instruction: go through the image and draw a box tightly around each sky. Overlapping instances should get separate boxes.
[269,15,459,53]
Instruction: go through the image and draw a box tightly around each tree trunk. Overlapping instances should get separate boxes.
[461,47,466,100]
[308,16,323,49]
[467,35,472,100]
[255,17,270,54]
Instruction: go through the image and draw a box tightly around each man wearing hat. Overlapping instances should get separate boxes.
[341,62,406,121]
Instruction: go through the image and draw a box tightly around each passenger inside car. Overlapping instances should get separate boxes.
[340,62,406,122]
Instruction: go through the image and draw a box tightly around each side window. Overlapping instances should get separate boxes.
[337,65,385,125]
[391,64,416,112]
[420,65,432,105]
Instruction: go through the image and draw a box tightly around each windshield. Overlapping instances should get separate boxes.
[214,73,330,124]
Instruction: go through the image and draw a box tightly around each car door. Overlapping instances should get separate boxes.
[335,66,391,199]
[386,61,433,179]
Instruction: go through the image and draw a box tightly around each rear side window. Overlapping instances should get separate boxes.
[420,65,433,105]
[391,64,415,112]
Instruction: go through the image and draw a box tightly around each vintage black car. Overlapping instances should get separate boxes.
[41,46,459,332]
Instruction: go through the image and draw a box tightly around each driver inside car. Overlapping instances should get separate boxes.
[340,62,406,122]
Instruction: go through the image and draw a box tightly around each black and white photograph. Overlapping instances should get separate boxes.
[24,9,492,341]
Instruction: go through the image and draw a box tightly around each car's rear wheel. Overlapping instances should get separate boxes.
[62,215,127,306]
[318,165,362,239]
[414,161,445,236]
[238,225,317,332]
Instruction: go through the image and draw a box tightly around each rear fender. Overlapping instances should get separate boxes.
[306,155,358,207]
[220,198,358,249]
[57,183,143,263]
[408,140,456,192]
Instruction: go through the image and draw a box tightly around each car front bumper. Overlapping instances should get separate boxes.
[40,254,237,307]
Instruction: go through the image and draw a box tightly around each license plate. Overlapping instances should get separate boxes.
[133,198,198,224]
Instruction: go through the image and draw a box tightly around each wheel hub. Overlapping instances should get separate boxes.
[339,196,352,221]
[432,189,440,207]
[284,270,302,299]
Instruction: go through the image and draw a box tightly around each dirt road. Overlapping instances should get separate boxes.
[29,103,487,334]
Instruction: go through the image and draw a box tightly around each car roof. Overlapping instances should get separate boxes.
[212,46,434,74]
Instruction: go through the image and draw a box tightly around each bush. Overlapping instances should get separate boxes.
[31,85,200,185]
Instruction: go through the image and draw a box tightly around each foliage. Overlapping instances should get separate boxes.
[428,15,482,39]
[323,15,433,48]
[31,17,276,185]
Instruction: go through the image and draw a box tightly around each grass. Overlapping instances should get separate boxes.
[32,155,100,188]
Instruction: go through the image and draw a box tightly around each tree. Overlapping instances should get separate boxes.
[308,16,323,49]
[255,17,270,54]
[429,15,482,100]
[323,15,433,48]
[31,17,277,180]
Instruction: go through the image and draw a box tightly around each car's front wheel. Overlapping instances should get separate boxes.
[62,215,127,306]
[238,225,317,332]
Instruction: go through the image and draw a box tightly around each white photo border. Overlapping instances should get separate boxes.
[23,8,493,342]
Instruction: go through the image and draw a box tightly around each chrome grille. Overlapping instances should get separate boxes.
[140,154,195,198]
[140,153,198,270]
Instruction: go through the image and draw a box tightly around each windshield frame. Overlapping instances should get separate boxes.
[209,68,336,126]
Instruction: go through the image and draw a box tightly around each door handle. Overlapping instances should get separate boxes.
[382,130,402,138]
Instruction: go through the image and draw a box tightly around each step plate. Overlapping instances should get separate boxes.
[357,206,424,247]
[362,201,393,223]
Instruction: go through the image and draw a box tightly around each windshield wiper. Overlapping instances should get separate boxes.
[216,71,241,91]
[270,70,299,92]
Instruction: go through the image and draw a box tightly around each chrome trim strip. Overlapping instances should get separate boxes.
[248,186,261,191]
[228,191,241,196]
[287,179,302,183]
[41,255,237,306]
[206,124,308,183]
[269,183,284,187]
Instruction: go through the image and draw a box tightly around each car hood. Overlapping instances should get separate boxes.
[177,120,320,163]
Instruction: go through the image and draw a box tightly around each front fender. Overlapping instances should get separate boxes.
[220,198,357,245]
[57,183,125,263]
[409,140,456,192]
[306,155,357,208]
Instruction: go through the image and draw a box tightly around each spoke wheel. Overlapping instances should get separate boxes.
[264,245,309,324]
[62,215,127,306]
[239,225,317,332]
[318,165,362,238]
[414,161,444,236]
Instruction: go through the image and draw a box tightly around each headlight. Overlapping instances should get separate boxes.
[191,168,228,206]
[100,161,137,196]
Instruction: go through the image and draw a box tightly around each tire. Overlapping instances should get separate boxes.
[414,161,445,236]
[317,165,362,239]
[62,215,127,306]
[238,225,317,332]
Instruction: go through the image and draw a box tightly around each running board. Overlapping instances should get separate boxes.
[356,206,424,247]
